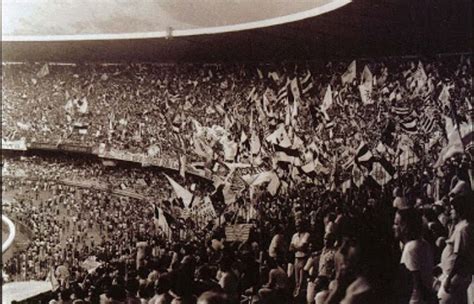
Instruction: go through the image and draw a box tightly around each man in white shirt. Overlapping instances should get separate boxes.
[290,220,310,298]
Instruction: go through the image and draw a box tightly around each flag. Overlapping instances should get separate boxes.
[247,87,259,102]
[355,142,373,163]
[240,130,248,144]
[268,71,280,82]
[419,115,436,133]
[360,65,373,85]
[164,174,194,208]
[46,267,60,291]
[257,68,264,79]
[154,205,172,239]
[399,147,419,169]
[359,66,373,105]
[300,70,314,96]
[277,79,290,104]
[73,122,88,134]
[342,179,351,193]
[359,83,373,105]
[250,129,261,155]
[438,84,452,108]
[179,154,187,178]
[341,60,356,85]
[400,117,418,134]
[413,61,427,90]
[290,77,301,102]
[392,106,412,117]
[77,97,88,114]
[370,161,393,186]
[322,85,333,111]
[352,164,365,187]
[37,63,50,78]
[266,124,291,148]
[222,139,238,162]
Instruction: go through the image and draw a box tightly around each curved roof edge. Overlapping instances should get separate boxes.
[2,0,351,42]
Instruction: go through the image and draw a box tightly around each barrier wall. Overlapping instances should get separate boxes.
[2,139,212,181]
[2,214,16,253]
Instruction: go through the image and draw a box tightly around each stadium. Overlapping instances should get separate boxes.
[1,0,473,303]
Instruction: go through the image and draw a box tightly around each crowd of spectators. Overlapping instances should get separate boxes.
[2,54,473,303]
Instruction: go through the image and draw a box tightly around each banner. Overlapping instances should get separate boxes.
[2,139,27,151]
[58,143,92,154]
[28,142,57,151]
[191,197,217,225]
[225,224,252,242]
[101,148,145,163]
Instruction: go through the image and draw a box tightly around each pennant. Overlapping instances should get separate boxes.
[359,80,373,105]
[37,63,50,78]
[164,174,194,208]
[341,60,356,85]
[322,85,333,111]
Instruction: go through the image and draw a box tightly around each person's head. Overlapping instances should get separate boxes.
[451,192,474,221]
[155,273,171,295]
[323,232,336,248]
[393,208,423,242]
[197,291,229,304]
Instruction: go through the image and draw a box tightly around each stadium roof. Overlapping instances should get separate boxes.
[2,0,472,63]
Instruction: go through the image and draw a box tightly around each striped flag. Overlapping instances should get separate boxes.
[419,115,436,133]
[392,106,412,117]
[400,116,418,134]
[300,70,314,96]
[276,79,290,104]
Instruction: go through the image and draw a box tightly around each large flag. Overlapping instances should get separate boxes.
[164,174,194,208]
[37,63,50,78]
[321,85,333,111]
[341,60,356,85]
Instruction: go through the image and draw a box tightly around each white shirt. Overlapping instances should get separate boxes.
[291,232,310,258]
[400,239,434,303]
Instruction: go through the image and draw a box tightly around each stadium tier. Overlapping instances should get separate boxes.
[2,0,473,302]
[2,55,473,303]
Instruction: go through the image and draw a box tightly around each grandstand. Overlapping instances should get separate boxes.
[1,0,473,303]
